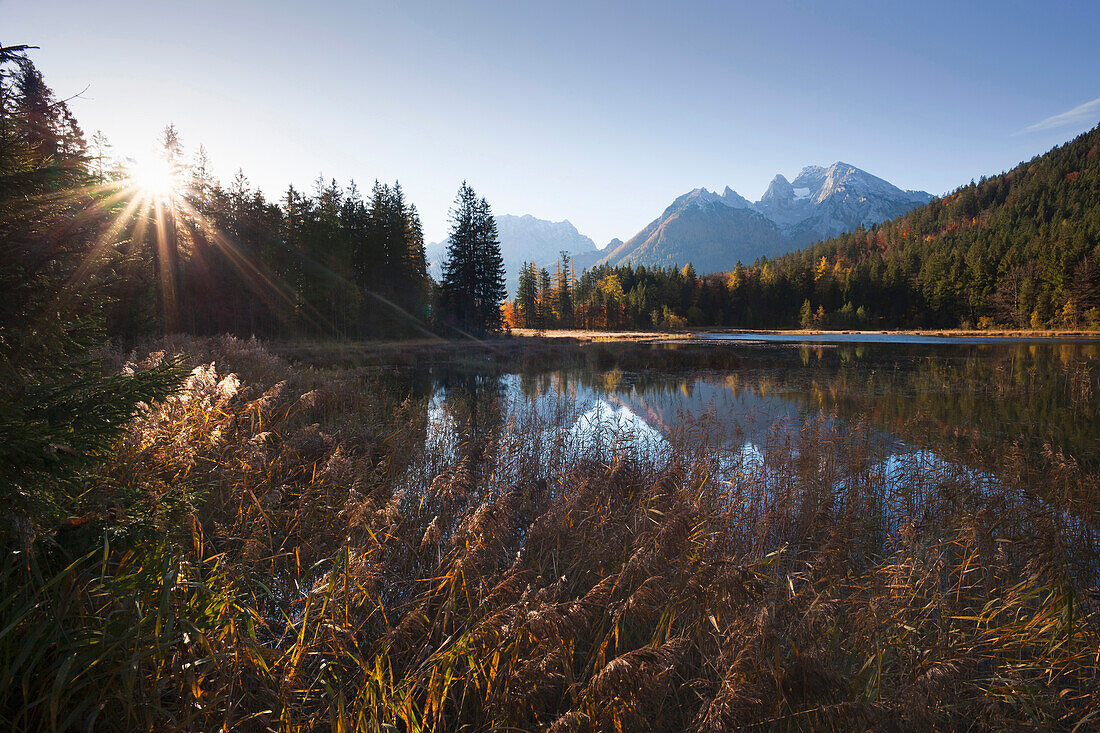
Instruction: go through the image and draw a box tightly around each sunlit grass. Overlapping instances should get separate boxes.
[2,336,1097,731]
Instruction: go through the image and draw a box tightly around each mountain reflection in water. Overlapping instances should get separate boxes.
[416,339,1098,532]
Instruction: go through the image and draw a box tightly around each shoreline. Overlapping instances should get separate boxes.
[510,327,1100,341]
[260,327,1100,365]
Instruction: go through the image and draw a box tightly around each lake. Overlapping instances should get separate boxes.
[391,336,1095,576]
[408,337,1099,543]
[419,337,1098,465]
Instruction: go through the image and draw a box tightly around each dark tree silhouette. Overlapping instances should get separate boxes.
[440,182,506,336]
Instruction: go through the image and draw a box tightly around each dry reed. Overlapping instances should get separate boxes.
[2,335,1097,731]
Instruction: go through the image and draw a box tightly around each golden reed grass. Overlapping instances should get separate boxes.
[2,335,1097,731]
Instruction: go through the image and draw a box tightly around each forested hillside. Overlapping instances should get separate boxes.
[512,125,1100,331]
[745,123,1100,328]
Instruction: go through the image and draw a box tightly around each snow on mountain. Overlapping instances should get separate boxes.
[777,162,934,246]
[495,214,597,262]
[427,163,934,285]
[721,186,753,208]
[599,186,789,273]
[602,162,933,272]
[427,213,600,295]
[755,174,812,228]
[791,165,827,194]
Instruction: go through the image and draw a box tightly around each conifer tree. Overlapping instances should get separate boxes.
[440,183,479,333]
[515,262,538,328]
[0,48,182,535]
[799,299,813,328]
[473,196,506,333]
[554,251,574,328]
[404,202,429,320]
[440,183,506,336]
[537,267,553,329]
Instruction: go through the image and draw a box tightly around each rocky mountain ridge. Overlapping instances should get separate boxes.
[428,163,934,289]
[601,162,933,271]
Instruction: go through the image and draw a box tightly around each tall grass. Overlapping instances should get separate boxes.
[2,336,1097,731]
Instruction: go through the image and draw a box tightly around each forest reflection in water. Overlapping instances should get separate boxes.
[411,338,1099,546]
[421,340,1098,462]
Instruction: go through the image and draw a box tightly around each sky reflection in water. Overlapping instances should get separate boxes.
[419,339,1098,541]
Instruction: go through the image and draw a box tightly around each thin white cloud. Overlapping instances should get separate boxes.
[1015,97,1100,135]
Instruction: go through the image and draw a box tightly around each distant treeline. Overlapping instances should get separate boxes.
[2,51,508,347]
[173,162,432,339]
[105,133,509,339]
[510,125,1100,331]
[507,258,728,331]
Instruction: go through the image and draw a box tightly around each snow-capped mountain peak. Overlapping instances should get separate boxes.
[792,165,827,186]
[599,162,934,273]
[683,187,722,208]
[779,162,934,240]
[755,174,810,227]
[721,186,752,209]
[760,174,794,203]
[669,186,752,212]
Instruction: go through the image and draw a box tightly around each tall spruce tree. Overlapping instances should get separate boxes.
[403,202,429,323]
[515,262,539,328]
[474,196,506,333]
[537,266,553,329]
[554,251,574,328]
[440,183,506,336]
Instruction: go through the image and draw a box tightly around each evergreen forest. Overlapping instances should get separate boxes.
[507,125,1100,331]
[1,48,507,347]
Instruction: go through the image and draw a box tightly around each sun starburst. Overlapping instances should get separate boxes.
[126,155,180,198]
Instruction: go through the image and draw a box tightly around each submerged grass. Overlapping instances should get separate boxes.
[2,335,1097,731]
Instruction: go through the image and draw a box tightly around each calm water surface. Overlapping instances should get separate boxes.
[692,332,1100,345]
[418,338,1099,479]
[374,337,1099,578]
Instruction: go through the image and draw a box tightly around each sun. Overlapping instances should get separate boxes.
[127,155,179,197]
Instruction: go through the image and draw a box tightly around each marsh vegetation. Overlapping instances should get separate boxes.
[3,336,1098,731]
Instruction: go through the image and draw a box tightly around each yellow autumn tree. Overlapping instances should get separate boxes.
[598,273,625,329]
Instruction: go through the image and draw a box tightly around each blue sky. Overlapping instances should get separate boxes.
[4,0,1099,246]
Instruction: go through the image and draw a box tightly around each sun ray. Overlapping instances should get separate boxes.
[127,156,179,199]
[18,178,129,206]
[172,196,320,332]
[151,196,181,332]
[66,193,147,288]
[35,154,443,342]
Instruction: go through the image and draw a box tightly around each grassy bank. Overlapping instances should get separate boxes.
[2,336,1097,731]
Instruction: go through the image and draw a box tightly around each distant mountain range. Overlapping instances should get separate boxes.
[749,123,1100,328]
[427,163,933,292]
[601,162,933,272]
[598,187,788,273]
[427,214,599,293]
